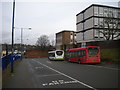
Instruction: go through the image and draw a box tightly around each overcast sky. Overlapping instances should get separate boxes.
[1,0,120,45]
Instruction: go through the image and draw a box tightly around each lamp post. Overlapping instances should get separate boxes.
[14,27,31,59]
[20,28,31,59]
[11,0,15,73]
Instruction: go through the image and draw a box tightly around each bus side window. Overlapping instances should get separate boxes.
[71,52,73,57]
[74,51,76,57]
[78,51,81,57]
[81,50,85,56]
[77,51,79,57]
[68,51,70,57]
[75,51,77,57]
[80,51,82,57]
[83,50,86,56]
[81,50,83,56]
[69,51,71,57]
[73,51,75,57]
[79,51,81,57]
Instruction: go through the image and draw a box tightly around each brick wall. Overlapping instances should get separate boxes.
[24,50,48,58]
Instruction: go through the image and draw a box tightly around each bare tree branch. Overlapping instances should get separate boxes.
[36,35,50,49]
[98,11,120,40]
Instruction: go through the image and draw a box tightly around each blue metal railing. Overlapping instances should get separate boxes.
[2,54,21,71]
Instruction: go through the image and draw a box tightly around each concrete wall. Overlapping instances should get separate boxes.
[77,23,83,31]
[76,33,83,43]
[84,18,93,30]
[84,29,94,40]
[76,13,83,24]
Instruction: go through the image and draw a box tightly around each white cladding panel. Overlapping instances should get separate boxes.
[84,6,93,19]
[77,23,83,31]
[76,13,83,23]
[76,32,83,42]
[84,29,94,40]
[84,18,93,30]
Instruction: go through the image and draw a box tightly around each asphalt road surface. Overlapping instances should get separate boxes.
[3,58,119,89]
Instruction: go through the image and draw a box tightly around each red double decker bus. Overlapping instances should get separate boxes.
[67,46,100,63]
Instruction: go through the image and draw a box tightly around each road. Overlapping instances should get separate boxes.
[3,58,119,89]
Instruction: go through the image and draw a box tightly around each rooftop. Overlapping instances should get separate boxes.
[56,30,75,35]
[76,4,120,16]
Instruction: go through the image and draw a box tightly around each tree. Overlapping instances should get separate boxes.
[50,39,55,47]
[36,35,50,49]
[99,11,120,40]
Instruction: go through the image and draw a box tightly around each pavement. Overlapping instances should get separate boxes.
[0,68,2,90]
[2,58,119,89]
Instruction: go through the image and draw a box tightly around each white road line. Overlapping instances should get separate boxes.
[35,67,43,69]
[46,61,52,64]
[37,74,61,78]
[86,65,119,70]
[32,59,97,90]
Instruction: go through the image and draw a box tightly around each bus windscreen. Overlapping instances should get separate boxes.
[88,47,99,56]
[56,51,63,56]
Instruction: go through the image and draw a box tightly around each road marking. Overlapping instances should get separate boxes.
[35,67,43,69]
[38,74,61,78]
[46,61,52,64]
[86,65,119,70]
[42,80,78,86]
[32,59,97,90]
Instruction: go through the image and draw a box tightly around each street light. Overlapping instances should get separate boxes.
[14,27,31,59]
[11,0,15,73]
[21,28,31,59]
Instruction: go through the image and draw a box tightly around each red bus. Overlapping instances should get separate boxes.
[67,46,100,63]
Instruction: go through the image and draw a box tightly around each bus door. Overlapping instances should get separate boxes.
[78,50,86,63]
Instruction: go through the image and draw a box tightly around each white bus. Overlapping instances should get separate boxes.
[48,50,64,60]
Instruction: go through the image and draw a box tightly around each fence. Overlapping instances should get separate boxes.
[2,54,21,71]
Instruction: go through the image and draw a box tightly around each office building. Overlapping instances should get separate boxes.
[76,4,120,45]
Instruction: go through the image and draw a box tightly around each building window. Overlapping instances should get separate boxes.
[70,40,73,42]
[99,7,103,16]
[108,8,113,17]
[104,8,108,17]
[118,10,120,18]
[94,29,99,38]
[74,33,76,36]
[113,9,117,18]
[103,19,108,28]
[99,18,103,28]
[94,6,98,16]
[118,19,120,29]
[94,18,99,27]
[99,30,104,38]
